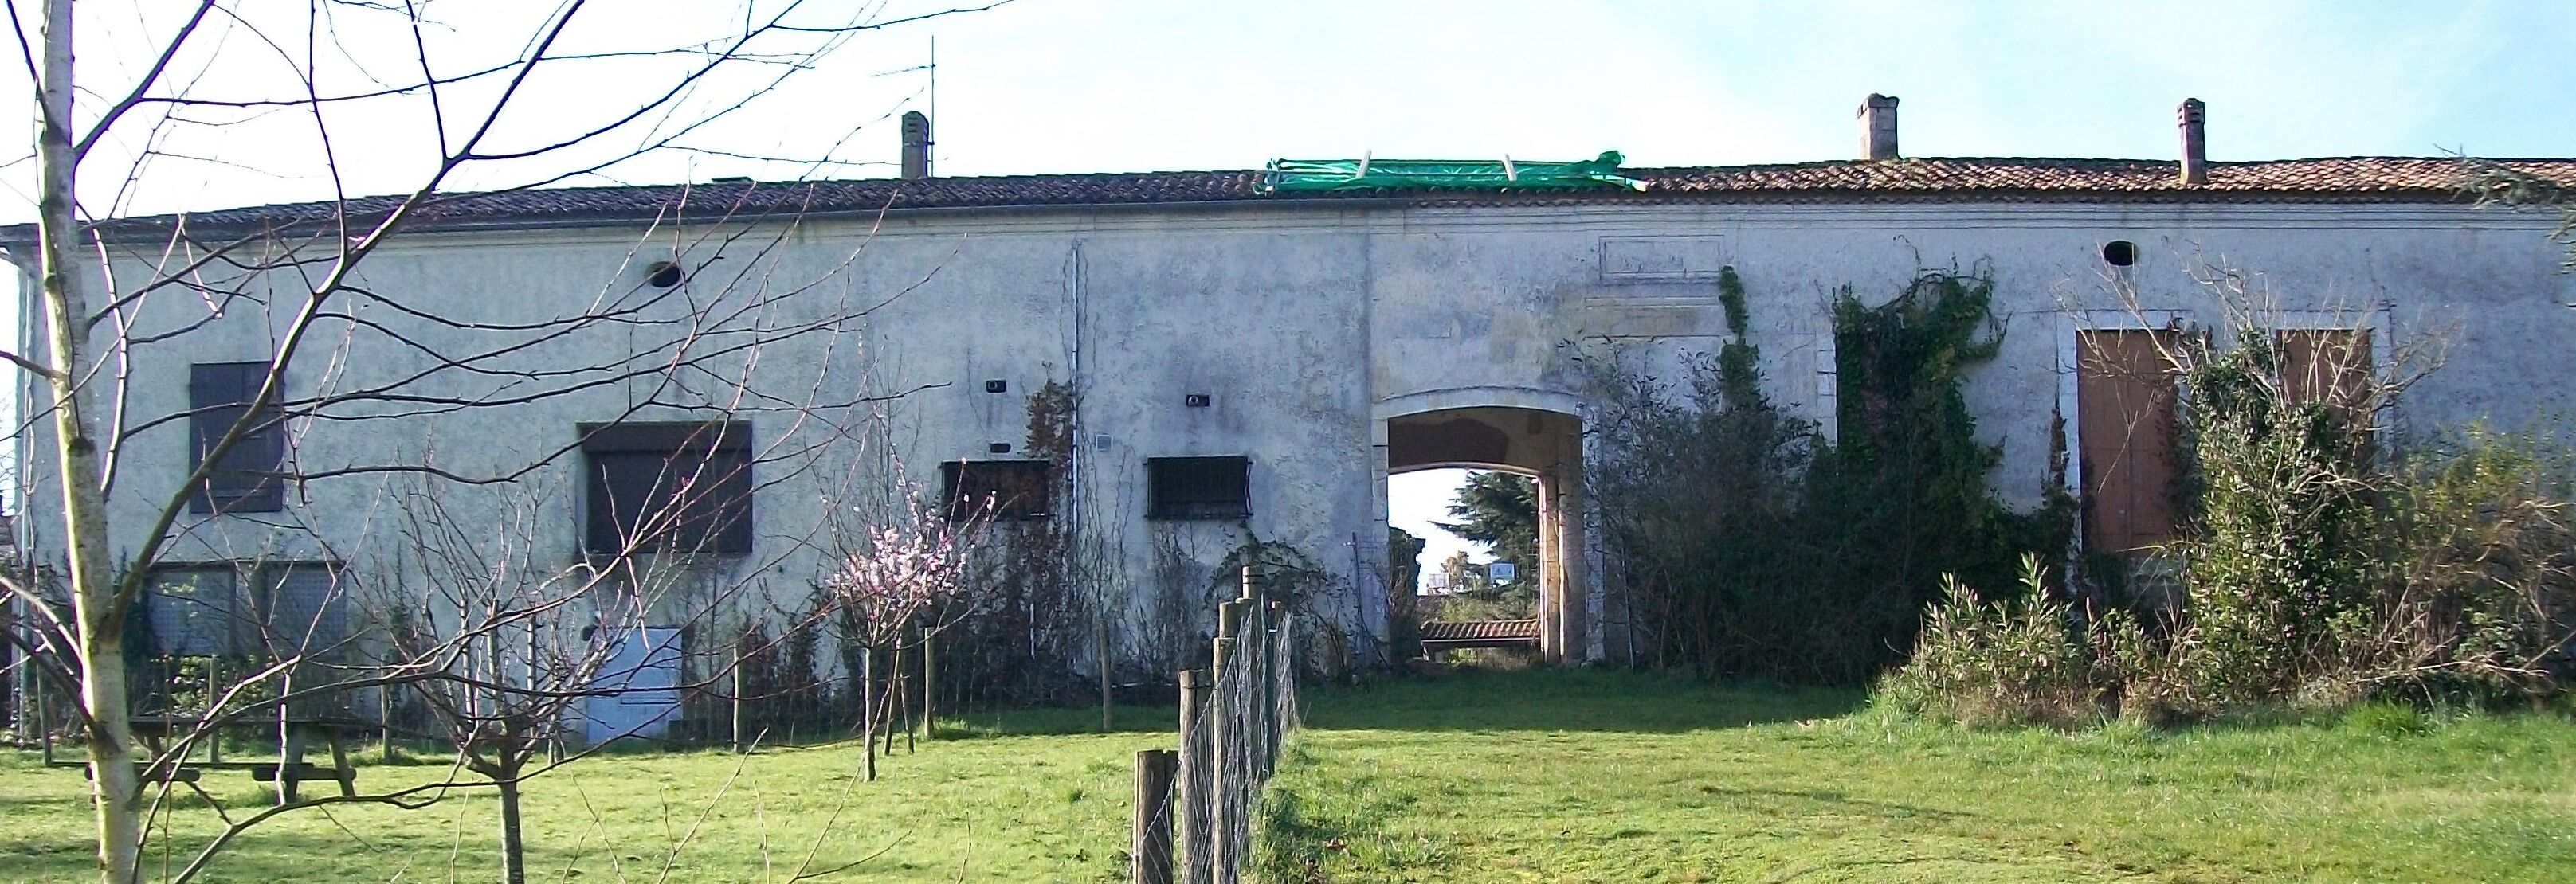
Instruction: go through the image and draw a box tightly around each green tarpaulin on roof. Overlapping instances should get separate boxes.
[1261,151,1648,193]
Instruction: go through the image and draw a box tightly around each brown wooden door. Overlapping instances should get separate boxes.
[2076,330,2182,554]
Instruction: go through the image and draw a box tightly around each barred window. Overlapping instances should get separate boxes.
[1146,456,1251,520]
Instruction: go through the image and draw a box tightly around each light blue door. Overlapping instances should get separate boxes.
[584,627,683,745]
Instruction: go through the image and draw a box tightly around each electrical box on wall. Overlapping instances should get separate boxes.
[988,442,1012,454]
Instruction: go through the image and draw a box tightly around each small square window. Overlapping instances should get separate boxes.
[1147,456,1250,520]
[942,460,1051,520]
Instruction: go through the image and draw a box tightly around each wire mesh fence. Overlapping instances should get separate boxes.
[1135,565,1299,884]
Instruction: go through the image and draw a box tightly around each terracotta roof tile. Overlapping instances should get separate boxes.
[1635,156,2576,197]
[26,156,2576,244]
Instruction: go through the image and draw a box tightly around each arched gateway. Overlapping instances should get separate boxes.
[1374,389,1589,663]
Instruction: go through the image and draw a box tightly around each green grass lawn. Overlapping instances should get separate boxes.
[2,705,1180,884]
[13,673,2576,883]
[1261,669,2576,883]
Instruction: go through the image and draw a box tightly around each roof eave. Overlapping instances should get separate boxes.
[0,186,2506,251]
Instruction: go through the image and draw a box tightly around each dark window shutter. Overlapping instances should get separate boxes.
[699,447,755,554]
[582,423,753,556]
[190,362,286,514]
[941,460,1053,520]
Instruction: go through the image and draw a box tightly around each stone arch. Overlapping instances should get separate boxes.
[1376,388,1588,663]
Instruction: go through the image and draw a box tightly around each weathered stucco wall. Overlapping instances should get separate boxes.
[18,197,2575,669]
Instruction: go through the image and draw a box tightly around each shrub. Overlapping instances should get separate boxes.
[1424,584,1537,623]
[2364,428,2576,699]
[1885,315,2575,726]
[2167,331,2573,710]
[1878,556,2104,729]
[2170,326,2389,705]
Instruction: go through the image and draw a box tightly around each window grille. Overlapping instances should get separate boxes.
[1147,456,1251,520]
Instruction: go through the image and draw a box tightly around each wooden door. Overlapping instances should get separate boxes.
[2076,330,2182,554]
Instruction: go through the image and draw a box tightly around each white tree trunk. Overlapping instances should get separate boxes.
[34,2,144,879]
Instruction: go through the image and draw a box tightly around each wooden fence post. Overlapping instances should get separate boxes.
[731,637,747,754]
[1237,566,1266,785]
[1262,600,1283,773]
[36,679,52,765]
[1100,616,1115,733]
[1211,599,1246,884]
[206,657,222,764]
[1177,668,1212,884]
[378,679,395,764]
[1132,748,1178,884]
[1278,609,1298,737]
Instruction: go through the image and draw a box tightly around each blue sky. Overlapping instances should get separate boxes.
[8,0,2570,221]
[5,0,2570,573]
[919,0,2571,176]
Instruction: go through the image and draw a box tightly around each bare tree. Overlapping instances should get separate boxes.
[1,2,1008,881]
[372,457,825,884]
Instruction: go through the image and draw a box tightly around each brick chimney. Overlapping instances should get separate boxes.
[1859,94,1900,161]
[900,111,932,180]
[2177,99,2207,186]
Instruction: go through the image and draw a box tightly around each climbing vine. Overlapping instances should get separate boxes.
[1586,264,2066,684]
[931,379,1101,705]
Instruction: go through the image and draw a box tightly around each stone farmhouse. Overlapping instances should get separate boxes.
[8,98,2574,735]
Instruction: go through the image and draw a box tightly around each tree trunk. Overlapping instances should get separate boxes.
[895,635,912,754]
[495,764,528,884]
[860,647,876,782]
[34,2,145,881]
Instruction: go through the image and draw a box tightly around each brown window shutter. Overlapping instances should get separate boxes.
[2076,330,2182,554]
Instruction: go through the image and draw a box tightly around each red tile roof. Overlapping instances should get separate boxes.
[1640,156,2576,198]
[24,156,2576,244]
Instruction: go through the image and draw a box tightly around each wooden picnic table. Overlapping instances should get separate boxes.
[112,714,368,804]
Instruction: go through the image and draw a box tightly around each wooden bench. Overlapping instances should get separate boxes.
[80,763,201,783]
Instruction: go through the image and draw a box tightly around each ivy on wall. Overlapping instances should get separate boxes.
[1586,264,2068,684]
